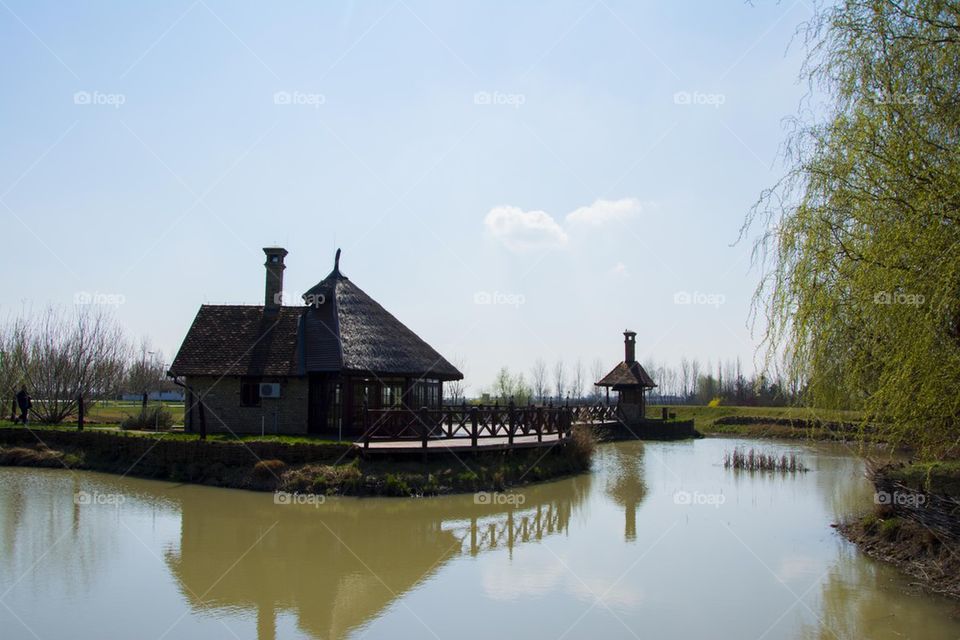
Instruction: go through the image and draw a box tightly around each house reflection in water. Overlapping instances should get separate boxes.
[163,476,591,640]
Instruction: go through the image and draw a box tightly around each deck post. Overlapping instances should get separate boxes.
[419,406,429,449]
[470,407,478,449]
[536,406,543,443]
[363,400,370,449]
[77,395,84,432]
[508,399,515,446]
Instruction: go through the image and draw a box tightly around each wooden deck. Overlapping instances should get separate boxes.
[353,404,620,456]
[356,431,565,454]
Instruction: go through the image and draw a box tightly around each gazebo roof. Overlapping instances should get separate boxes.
[596,360,657,389]
[301,254,462,380]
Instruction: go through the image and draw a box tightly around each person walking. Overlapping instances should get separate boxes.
[15,386,31,426]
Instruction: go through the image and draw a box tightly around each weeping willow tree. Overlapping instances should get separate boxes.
[748,0,960,457]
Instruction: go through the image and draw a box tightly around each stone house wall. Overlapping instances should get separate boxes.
[182,375,309,435]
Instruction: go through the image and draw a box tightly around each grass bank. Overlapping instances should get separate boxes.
[838,462,960,599]
[0,425,595,497]
[652,405,870,442]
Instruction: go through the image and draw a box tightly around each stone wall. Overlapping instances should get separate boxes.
[183,375,310,435]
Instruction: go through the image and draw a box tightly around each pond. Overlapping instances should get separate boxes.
[1,438,958,639]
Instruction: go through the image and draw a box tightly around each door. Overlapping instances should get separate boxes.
[308,374,327,434]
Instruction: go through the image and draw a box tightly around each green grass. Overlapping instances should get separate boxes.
[0,421,349,446]
[651,404,861,431]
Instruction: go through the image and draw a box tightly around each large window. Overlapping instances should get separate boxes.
[381,379,404,408]
[240,377,261,407]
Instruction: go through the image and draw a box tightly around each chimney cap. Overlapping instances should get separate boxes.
[263,247,288,257]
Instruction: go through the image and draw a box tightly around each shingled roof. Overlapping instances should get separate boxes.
[596,361,657,389]
[169,306,302,377]
[169,254,462,381]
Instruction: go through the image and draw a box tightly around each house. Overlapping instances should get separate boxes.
[168,248,462,436]
[595,330,657,422]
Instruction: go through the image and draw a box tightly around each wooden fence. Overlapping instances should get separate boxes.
[362,403,618,449]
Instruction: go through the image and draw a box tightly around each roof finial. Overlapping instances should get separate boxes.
[334,248,341,272]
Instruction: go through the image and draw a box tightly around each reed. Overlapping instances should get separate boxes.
[723,447,807,472]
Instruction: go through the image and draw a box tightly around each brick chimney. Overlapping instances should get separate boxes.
[624,330,637,363]
[263,247,288,312]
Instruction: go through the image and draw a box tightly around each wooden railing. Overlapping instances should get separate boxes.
[362,403,581,449]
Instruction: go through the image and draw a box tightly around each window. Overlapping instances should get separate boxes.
[381,380,404,408]
[240,378,261,407]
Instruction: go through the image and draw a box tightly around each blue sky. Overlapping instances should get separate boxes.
[0,0,813,393]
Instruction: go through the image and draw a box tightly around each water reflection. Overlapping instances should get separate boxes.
[602,442,647,542]
[164,474,592,639]
[3,441,960,640]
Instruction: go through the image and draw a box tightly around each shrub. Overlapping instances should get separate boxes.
[121,406,174,430]
[707,397,722,408]
[564,425,596,471]
[252,459,286,480]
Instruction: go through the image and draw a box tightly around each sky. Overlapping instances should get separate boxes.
[0,0,814,395]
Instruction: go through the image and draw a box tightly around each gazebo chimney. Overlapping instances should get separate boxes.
[263,247,288,312]
[624,330,637,363]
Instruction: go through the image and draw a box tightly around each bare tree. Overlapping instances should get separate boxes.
[552,360,566,403]
[445,355,467,404]
[590,358,604,402]
[126,339,166,407]
[571,358,584,402]
[9,307,129,423]
[530,358,548,404]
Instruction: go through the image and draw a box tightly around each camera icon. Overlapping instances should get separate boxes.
[73,91,91,105]
[474,491,491,505]
[673,291,691,305]
[74,291,93,305]
[473,291,492,305]
[673,91,692,105]
[873,291,892,304]
[474,91,492,105]
[74,491,91,505]
[274,491,292,505]
[874,491,892,505]
[273,91,292,105]
[673,490,692,505]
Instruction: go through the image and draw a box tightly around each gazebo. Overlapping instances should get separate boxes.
[595,330,657,423]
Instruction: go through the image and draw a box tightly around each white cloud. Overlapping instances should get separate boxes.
[565,197,641,225]
[484,205,569,252]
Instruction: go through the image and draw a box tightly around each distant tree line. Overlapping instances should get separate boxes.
[476,357,797,406]
[0,306,171,424]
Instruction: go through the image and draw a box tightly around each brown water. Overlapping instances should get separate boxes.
[1,438,958,639]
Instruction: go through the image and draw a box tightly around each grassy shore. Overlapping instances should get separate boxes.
[651,404,867,441]
[0,425,595,497]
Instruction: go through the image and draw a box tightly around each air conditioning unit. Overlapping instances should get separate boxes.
[259,383,281,399]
